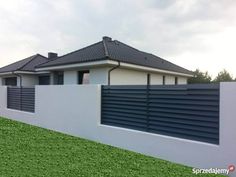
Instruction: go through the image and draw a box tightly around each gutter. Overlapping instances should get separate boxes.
[35,60,193,78]
[108,61,120,85]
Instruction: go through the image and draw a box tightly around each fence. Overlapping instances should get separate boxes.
[0,84,235,170]
[7,87,35,113]
[101,84,220,144]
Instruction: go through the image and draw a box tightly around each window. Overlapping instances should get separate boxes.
[175,77,178,85]
[4,77,17,86]
[54,71,64,85]
[162,76,166,85]
[78,70,90,85]
[38,75,50,85]
[147,74,150,85]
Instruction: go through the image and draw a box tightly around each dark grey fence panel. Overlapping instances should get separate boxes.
[7,87,35,113]
[102,86,148,131]
[101,84,219,144]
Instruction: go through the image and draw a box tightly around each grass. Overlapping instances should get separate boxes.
[0,117,223,177]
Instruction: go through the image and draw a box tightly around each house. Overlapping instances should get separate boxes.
[0,54,53,87]
[0,36,193,86]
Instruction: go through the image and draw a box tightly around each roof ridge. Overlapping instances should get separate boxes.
[20,54,49,71]
[16,54,38,71]
[36,41,104,68]
[102,37,110,58]
[36,53,47,59]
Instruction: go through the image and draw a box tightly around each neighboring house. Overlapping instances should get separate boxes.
[0,36,193,86]
[0,54,55,87]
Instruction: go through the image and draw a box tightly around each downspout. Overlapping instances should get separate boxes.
[102,36,121,85]
[12,71,22,87]
[108,61,120,85]
[10,54,39,87]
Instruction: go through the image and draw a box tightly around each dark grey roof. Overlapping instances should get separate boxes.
[37,42,106,68]
[105,39,193,75]
[0,54,48,73]
[39,37,192,75]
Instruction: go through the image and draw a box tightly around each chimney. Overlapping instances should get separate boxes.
[48,52,58,60]
[103,36,112,42]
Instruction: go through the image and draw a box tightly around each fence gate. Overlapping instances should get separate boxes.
[7,87,35,113]
[101,84,220,144]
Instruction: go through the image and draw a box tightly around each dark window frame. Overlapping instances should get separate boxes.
[162,76,166,85]
[4,77,17,86]
[54,71,64,85]
[38,75,50,85]
[175,77,178,85]
[147,73,150,85]
[78,70,90,85]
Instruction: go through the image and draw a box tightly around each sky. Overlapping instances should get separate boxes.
[0,0,236,78]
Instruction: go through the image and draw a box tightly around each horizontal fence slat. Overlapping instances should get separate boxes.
[101,84,219,144]
[148,107,219,117]
[148,99,219,106]
[103,111,147,120]
[149,103,218,112]
[148,116,219,128]
[148,112,218,122]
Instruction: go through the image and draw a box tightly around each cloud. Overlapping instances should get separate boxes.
[0,0,236,77]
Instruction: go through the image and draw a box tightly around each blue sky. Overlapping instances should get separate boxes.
[0,0,236,77]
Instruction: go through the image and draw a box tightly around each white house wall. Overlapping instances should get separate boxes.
[64,70,78,85]
[90,67,109,85]
[110,68,147,85]
[21,74,38,87]
[38,66,189,86]
[165,75,175,85]
[17,77,21,86]
[150,73,163,84]
[50,72,54,85]
[61,67,109,85]
[178,77,187,84]
[0,68,188,86]
[109,67,185,85]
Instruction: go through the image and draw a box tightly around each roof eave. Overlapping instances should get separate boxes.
[0,70,50,76]
[0,72,13,76]
[36,60,115,71]
[36,59,193,77]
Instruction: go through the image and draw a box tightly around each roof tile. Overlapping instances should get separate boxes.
[38,37,192,75]
[0,54,48,73]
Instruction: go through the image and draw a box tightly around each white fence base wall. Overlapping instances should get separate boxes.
[0,83,235,176]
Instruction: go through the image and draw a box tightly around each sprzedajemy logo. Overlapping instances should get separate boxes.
[192,165,235,175]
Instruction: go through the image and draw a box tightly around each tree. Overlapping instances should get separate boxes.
[188,69,212,84]
[213,69,234,83]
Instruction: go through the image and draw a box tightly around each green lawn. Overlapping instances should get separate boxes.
[0,117,223,177]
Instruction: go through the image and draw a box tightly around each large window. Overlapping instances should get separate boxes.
[78,70,90,85]
[38,75,50,85]
[54,71,64,85]
[4,77,17,86]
